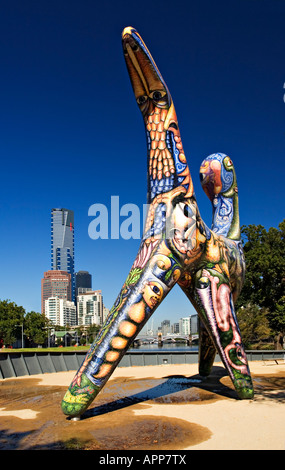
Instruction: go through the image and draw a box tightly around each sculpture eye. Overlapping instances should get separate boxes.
[183,203,194,218]
[153,91,162,100]
[137,95,148,105]
[224,156,233,169]
[168,122,178,130]
[149,90,167,101]
[152,285,160,294]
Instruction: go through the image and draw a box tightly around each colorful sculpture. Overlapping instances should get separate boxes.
[61,27,254,419]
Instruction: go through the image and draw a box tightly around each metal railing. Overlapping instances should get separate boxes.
[0,349,284,379]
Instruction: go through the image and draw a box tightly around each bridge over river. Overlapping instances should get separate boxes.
[134,333,199,345]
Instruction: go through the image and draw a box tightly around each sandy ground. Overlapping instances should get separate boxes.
[0,360,284,451]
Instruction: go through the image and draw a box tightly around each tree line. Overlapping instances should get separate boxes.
[0,301,100,348]
[0,221,284,350]
[236,220,285,349]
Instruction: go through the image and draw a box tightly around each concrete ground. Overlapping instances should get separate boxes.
[0,360,284,450]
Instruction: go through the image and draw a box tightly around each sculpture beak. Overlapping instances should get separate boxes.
[122,27,171,113]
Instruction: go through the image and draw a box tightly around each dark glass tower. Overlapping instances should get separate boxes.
[75,271,92,298]
[51,208,75,301]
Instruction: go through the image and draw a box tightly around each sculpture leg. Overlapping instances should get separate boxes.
[198,318,217,377]
[191,268,254,399]
[61,240,182,418]
[179,283,217,377]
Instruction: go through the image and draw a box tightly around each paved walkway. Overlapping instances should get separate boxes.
[0,361,284,450]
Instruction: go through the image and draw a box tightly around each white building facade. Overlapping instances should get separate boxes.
[45,297,77,326]
[179,316,191,335]
[77,290,103,326]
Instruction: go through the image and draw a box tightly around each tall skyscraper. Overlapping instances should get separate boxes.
[41,270,72,314]
[51,208,75,301]
[75,271,92,298]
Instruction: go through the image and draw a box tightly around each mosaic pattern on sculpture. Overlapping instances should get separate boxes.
[61,27,254,418]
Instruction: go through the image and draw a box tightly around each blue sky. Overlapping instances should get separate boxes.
[1,0,284,331]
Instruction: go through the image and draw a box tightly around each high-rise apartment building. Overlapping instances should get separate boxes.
[77,290,103,326]
[45,297,76,326]
[41,270,71,314]
[51,208,75,301]
[179,317,191,335]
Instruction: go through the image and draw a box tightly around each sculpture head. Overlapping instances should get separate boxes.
[122,27,171,119]
[122,26,194,204]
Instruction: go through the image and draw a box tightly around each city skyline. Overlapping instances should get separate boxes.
[44,205,197,331]
[1,1,284,332]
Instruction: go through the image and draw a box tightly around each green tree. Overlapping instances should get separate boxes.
[86,324,100,343]
[24,311,51,346]
[237,304,273,349]
[237,220,285,349]
[0,300,25,347]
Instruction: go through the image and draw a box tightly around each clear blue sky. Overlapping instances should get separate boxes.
[1,0,284,331]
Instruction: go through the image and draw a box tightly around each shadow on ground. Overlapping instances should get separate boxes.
[83,366,236,419]
[0,365,284,450]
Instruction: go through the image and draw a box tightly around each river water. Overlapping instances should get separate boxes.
[130,342,198,352]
